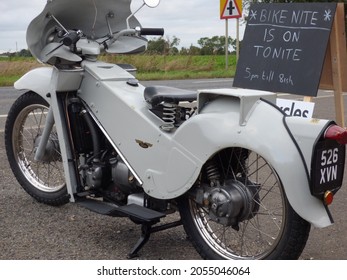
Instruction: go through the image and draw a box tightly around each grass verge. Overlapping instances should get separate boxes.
[0,55,236,87]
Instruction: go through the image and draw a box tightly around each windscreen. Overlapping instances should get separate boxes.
[26,0,141,60]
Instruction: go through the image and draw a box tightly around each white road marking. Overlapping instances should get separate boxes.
[192,79,234,84]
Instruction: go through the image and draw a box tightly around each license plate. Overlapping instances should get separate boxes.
[311,139,345,197]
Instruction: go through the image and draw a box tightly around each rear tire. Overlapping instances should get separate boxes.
[5,92,69,206]
[178,148,311,259]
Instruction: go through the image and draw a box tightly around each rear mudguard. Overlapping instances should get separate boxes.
[172,89,332,228]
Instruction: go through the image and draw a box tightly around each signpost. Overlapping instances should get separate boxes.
[220,0,242,68]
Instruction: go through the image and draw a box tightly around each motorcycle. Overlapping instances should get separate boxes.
[5,0,347,260]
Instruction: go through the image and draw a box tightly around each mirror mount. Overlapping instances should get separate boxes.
[126,0,160,29]
[144,0,160,8]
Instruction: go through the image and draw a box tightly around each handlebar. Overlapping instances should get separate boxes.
[62,31,82,47]
[105,27,164,49]
[59,27,164,53]
[139,28,164,36]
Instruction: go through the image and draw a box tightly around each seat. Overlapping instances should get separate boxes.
[144,86,197,106]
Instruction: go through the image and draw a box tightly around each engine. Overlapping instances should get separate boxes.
[67,97,140,203]
[80,155,137,193]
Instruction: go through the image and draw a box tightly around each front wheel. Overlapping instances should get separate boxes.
[178,148,311,260]
[5,91,69,206]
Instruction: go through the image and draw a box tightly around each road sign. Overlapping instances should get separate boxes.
[220,0,242,19]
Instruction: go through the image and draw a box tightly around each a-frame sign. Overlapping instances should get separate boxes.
[220,0,242,19]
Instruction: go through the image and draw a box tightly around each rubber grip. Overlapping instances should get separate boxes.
[63,31,80,46]
[140,28,164,36]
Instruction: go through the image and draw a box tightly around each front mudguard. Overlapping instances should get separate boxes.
[173,91,332,228]
[14,67,53,102]
[14,66,83,99]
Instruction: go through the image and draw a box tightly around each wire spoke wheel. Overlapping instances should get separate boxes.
[179,147,310,260]
[5,92,69,205]
[13,105,65,192]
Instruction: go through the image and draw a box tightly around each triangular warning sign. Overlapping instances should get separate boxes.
[220,0,242,19]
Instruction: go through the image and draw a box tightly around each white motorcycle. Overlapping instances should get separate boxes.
[5,0,347,259]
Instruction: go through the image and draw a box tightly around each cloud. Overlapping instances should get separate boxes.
[138,1,245,47]
[0,0,44,29]
[0,0,245,52]
[0,0,45,51]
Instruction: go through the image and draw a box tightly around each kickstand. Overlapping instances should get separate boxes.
[127,219,182,259]
[128,223,152,259]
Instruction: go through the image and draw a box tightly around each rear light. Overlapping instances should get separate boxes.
[324,125,347,145]
[324,191,334,205]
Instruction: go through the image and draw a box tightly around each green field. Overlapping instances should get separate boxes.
[0,55,237,87]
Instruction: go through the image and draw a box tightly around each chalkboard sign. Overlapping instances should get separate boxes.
[233,3,337,96]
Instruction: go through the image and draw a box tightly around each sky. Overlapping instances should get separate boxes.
[0,0,246,53]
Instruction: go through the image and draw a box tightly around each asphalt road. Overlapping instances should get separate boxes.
[0,80,346,260]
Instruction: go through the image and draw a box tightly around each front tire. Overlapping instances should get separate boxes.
[5,91,69,206]
[178,148,311,259]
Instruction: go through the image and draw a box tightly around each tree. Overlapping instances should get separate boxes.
[17,49,32,57]
[197,36,234,55]
[188,45,201,55]
[146,38,166,54]
[166,36,180,55]
[146,36,181,55]
[180,47,189,55]
[197,37,214,55]
[230,38,243,54]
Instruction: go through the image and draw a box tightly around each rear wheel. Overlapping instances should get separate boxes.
[178,147,310,259]
[5,91,69,206]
